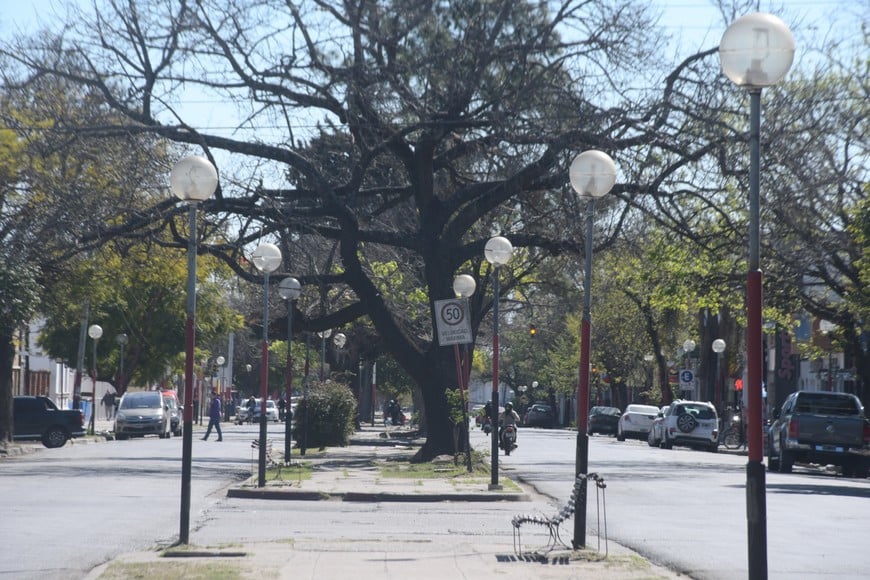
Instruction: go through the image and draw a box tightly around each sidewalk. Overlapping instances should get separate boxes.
[84,425,687,580]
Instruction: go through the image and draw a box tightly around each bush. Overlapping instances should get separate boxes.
[292,381,357,448]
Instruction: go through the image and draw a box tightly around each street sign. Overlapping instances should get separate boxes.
[679,369,694,390]
[434,298,472,346]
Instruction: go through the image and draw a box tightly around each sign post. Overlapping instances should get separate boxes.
[434,298,473,471]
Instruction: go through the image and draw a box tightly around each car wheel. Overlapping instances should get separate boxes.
[42,427,68,449]
[676,413,697,433]
[709,443,719,453]
[647,430,657,447]
[116,433,128,441]
[660,433,672,450]
[616,428,625,442]
[855,461,869,479]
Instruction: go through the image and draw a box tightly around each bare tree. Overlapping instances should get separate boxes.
[0,0,754,458]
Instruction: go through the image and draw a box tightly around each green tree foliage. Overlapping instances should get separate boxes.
[38,240,245,392]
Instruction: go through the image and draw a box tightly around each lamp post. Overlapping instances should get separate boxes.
[171,154,218,544]
[252,242,282,487]
[568,149,616,549]
[683,339,696,399]
[87,324,102,434]
[453,274,476,472]
[484,235,513,489]
[720,13,795,579]
[278,276,301,463]
[318,329,332,380]
[215,355,225,393]
[115,333,128,395]
[713,339,726,413]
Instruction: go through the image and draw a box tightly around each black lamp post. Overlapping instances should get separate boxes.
[484,235,513,489]
[719,13,795,579]
[170,154,218,544]
[278,277,301,463]
[568,149,616,549]
[252,242,282,488]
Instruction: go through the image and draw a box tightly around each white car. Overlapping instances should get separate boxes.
[647,405,671,447]
[254,399,280,423]
[617,404,661,441]
[236,398,280,423]
[658,400,719,452]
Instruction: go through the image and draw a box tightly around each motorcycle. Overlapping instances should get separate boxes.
[499,424,518,455]
[481,416,492,435]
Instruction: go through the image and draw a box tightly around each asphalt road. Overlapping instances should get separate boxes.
[3,421,868,580]
[488,426,870,580]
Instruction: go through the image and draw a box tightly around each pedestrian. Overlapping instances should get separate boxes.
[102,390,116,420]
[202,388,223,441]
[277,396,286,421]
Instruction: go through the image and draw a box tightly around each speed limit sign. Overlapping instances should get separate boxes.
[434,298,473,346]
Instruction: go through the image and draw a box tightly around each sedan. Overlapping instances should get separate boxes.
[617,404,660,441]
[253,399,280,423]
[523,403,555,427]
[588,406,621,436]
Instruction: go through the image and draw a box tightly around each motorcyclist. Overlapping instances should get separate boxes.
[386,399,403,426]
[499,402,520,447]
[478,401,493,433]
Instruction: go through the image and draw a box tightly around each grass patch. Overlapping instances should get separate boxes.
[265,462,312,482]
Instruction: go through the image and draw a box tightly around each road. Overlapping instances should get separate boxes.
[486,426,870,580]
[2,422,868,580]
[0,423,261,580]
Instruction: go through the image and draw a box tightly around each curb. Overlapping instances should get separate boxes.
[227,487,531,502]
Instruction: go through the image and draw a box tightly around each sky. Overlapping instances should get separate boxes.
[0,0,865,144]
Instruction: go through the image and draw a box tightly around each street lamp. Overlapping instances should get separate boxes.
[115,333,128,395]
[683,339,696,399]
[278,276,301,463]
[712,339,726,412]
[484,235,513,489]
[453,274,477,472]
[170,154,218,544]
[87,324,102,435]
[568,149,616,549]
[252,242,282,487]
[318,329,332,380]
[720,13,795,579]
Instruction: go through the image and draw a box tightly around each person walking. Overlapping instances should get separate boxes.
[202,388,223,441]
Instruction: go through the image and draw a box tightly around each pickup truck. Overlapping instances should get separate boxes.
[13,396,86,448]
[767,391,870,478]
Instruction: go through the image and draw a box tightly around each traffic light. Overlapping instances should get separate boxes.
[735,378,743,392]
[529,323,536,337]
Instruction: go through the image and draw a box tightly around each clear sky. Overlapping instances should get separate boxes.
[1,0,865,140]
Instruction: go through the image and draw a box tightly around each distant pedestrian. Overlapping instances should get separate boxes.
[202,389,223,441]
[102,391,116,420]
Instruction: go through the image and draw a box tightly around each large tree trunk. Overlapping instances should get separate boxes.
[410,347,460,462]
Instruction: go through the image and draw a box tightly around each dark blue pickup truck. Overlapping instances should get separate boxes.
[13,396,86,448]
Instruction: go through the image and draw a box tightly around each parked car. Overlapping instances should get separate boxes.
[239,398,280,423]
[659,400,719,452]
[12,396,86,448]
[617,404,660,441]
[161,390,182,436]
[524,403,555,427]
[588,406,621,436]
[647,406,671,447]
[114,391,172,440]
[766,390,869,477]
